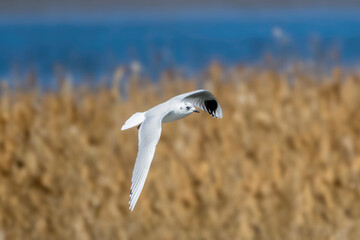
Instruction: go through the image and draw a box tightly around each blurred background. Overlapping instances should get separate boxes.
[1,1,360,240]
[1,0,360,86]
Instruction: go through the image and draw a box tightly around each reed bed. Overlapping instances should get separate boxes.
[0,65,360,240]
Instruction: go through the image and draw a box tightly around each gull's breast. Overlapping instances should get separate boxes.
[162,111,189,123]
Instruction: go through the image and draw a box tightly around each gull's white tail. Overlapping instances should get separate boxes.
[121,112,145,130]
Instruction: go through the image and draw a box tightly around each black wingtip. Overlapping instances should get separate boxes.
[205,100,218,117]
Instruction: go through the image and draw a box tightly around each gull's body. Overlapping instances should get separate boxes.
[121,89,222,211]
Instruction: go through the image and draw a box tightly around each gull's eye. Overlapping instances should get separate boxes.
[186,106,191,110]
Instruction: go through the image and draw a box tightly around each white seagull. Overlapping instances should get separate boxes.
[121,89,223,211]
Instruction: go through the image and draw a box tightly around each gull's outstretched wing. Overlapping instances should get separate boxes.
[176,89,223,118]
[129,116,162,211]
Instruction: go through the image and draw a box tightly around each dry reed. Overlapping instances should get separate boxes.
[0,65,360,240]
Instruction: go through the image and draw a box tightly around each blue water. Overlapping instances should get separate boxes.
[0,9,360,85]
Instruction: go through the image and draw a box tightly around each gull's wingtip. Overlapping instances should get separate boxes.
[129,199,136,211]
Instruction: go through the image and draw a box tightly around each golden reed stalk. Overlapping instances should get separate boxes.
[0,64,360,240]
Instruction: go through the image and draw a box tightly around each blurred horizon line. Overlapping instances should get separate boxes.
[1,7,360,24]
[1,7,359,86]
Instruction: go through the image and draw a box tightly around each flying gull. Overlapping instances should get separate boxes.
[121,89,223,211]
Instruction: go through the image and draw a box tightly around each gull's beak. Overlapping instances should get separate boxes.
[193,110,200,113]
